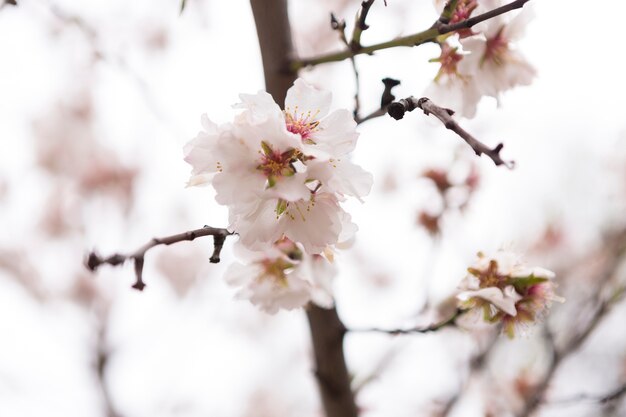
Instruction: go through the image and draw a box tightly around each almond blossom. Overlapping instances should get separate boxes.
[224,239,336,314]
[184,78,372,256]
[426,1,534,118]
[458,7,536,103]
[457,251,563,337]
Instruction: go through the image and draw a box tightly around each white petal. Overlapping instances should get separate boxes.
[303,109,358,158]
[285,78,331,120]
[234,90,282,125]
[307,159,373,201]
[458,286,520,316]
[282,194,343,254]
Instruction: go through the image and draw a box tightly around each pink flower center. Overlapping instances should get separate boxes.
[450,0,478,38]
[256,141,297,185]
[284,109,320,142]
[483,26,510,66]
[433,44,463,81]
[468,260,508,288]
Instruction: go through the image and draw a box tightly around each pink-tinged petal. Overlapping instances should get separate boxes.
[234,114,299,153]
[282,194,343,254]
[458,286,521,316]
[304,109,358,158]
[234,90,282,125]
[267,173,311,202]
[285,78,331,120]
[183,130,221,176]
[301,255,336,308]
[213,170,264,207]
[307,159,372,201]
[234,199,287,250]
[336,211,358,249]
[504,5,534,42]
[224,262,259,287]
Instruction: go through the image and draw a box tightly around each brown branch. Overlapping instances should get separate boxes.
[306,305,359,417]
[330,13,361,120]
[435,0,530,33]
[95,319,122,417]
[292,0,531,70]
[250,2,358,417]
[388,96,514,168]
[350,0,375,52]
[86,226,233,290]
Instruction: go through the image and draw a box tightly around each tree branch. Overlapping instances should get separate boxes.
[517,231,626,417]
[355,77,401,125]
[86,226,233,290]
[291,0,530,70]
[350,0,375,52]
[388,96,514,168]
[548,384,626,406]
[250,2,358,417]
[349,308,462,334]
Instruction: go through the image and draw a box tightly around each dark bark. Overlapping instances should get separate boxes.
[249,2,358,416]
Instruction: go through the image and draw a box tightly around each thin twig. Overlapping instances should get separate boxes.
[349,308,462,334]
[86,226,233,290]
[517,231,626,417]
[547,384,626,406]
[292,0,530,70]
[356,77,400,125]
[440,329,500,416]
[330,13,361,119]
[350,0,375,52]
[388,96,514,168]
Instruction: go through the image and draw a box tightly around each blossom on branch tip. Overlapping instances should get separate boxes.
[457,251,563,338]
[185,79,370,312]
[225,240,336,314]
[184,78,371,257]
[458,7,536,103]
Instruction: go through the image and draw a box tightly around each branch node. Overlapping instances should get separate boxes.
[132,257,146,291]
[210,234,227,263]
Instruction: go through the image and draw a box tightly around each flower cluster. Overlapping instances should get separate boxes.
[457,251,564,338]
[184,79,372,312]
[427,0,535,118]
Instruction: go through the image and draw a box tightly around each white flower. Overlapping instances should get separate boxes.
[184,78,372,255]
[458,8,536,102]
[237,78,359,160]
[458,285,522,316]
[456,250,562,337]
[231,192,345,255]
[224,240,336,314]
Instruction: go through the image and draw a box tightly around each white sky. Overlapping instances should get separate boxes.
[1,0,625,416]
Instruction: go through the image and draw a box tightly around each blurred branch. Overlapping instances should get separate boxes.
[1,0,17,8]
[388,96,514,168]
[46,4,184,136]
[95,319,122,417]
[440,330,500,416]
[548,384,626,406]
[291,0,530,70]
[349,308,462,334]
[330,13,361,119]
[86,226,233,290]
[517,230,626,417]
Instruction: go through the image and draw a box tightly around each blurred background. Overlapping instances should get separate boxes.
[0,0,625,416]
